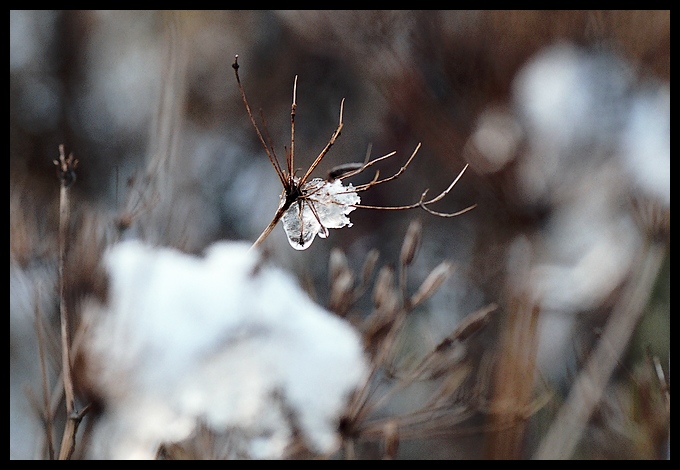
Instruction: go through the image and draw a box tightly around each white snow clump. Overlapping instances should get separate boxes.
[82,240,367,459]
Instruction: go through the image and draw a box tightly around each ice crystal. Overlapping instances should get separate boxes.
[281,177,361,250]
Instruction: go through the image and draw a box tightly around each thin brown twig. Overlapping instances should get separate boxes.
[354,162,476,217]
[53,145,80,460]
[232,55,287,188]
[352,143,421,191]
[338,150,397,181]
[249,203,288,251]
[289,75,297,179]
[258,108,286,182]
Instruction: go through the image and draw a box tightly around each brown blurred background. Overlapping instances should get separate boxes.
[10,11,669,459]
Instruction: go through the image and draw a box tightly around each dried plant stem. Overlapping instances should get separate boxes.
[57,188,77,459]
[486,293,540,459]
[250,204,288,251]
[54,145,81,460]
[533,241,667,460]
[360,305,497,434]
[233,55,287,187]
[349,306,407,425]
[353,161,477,217]
[58,183,75,407]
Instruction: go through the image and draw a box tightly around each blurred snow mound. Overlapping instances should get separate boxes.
[83,240,367,459]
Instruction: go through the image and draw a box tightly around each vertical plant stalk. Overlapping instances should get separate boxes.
[533,241,667,460]
[53,145,80,460]
[250,203,289,251]
[485,293,540,459]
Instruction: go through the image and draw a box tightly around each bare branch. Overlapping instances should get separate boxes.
[338,150,397,182]
[353,143,422,191]
[289,75,298,179]
[419,202,477,218]
[421,163,469,206]
[353,161,476,218]
[232,55,287,188]
[258,108,286,181]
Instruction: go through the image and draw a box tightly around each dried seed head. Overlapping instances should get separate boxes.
[236,59,474,252]
[364,265,400,350]
[329,269,354,316]
[410,261,453,307]
[425,343,468,380]
[400,219,422,267]
[360,249,380,287]
[372,265,396,311]
[54,144,78,188]
[425,363,472,406]
[450,303,497,343]
[329,247,352,287]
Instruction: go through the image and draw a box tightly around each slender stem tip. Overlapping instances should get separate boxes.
[293,75,298,104]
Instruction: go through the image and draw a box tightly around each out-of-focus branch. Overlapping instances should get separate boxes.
[533,241,667,460]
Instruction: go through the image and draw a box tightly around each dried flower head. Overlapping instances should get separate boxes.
[280,177,361,250]
[53,144,78,188]
[232,56,475,251]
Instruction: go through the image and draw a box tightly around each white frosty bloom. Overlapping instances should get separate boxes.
[281,177,360,250]
[82,240,367,459]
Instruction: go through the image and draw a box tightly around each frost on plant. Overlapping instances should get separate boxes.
[281,178,361,250]
[232,56,474,252]
[81,240,368,459]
